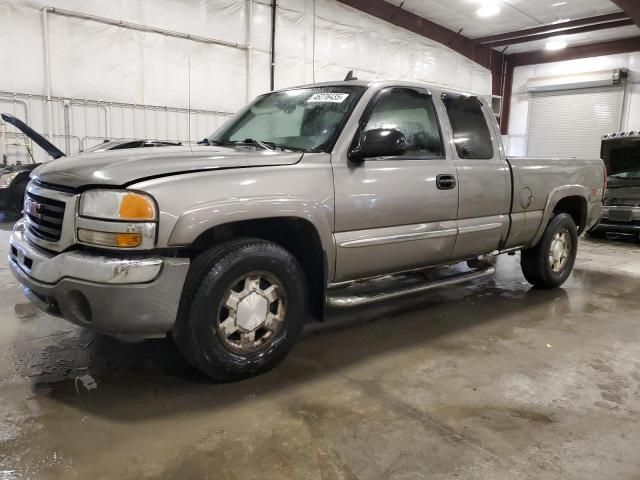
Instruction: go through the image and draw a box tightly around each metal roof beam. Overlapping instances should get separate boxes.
[479,18,634,48]
[335,0,493,69]
[507,36,640,66]
[610,0,640,28]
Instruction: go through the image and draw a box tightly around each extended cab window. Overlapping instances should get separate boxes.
[443,95,494,160]
[362,88,443,159]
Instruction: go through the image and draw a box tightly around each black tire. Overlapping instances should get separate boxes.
[173,238,307,381]
[586,228,606,239]
[10,179,28,215]
[521,213,578,289]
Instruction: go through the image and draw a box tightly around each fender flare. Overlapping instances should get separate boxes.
[530,184,590,246]
[166,194,335,270]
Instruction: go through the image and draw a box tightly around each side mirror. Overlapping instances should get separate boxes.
[349,128,407,161]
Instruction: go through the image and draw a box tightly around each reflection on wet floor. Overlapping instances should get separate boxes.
[0,218,639,479]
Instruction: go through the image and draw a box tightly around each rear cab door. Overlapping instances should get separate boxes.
[440,93,511,259]
[331,85,459,282]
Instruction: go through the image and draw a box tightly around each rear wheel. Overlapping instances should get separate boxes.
[173,239,307,381]
[521,213,578,289]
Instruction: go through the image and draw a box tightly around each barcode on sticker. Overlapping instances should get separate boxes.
[307,93,349,103]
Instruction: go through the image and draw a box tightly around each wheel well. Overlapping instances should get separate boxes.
[553,196,587,233]
[185,217,327,321]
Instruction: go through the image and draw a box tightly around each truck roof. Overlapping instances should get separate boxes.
[273,79,482,98]
[602,131,640,141]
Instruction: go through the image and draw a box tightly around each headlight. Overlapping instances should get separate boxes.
[79,190,157,221]
[0,172,20,188]
[77,190,157,249]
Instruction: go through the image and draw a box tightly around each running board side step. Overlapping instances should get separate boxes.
[326,266,496,308]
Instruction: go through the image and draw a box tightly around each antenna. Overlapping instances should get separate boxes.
[187,56,191,143]
[344,70,357,81]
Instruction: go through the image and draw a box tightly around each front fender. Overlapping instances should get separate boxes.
[130,155,336,279]
[167,194,334,254]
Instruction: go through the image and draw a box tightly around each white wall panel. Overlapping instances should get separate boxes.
[0,0,491,165]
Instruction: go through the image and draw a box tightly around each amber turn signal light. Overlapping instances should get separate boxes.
[77,229,143,248]
[119,193,155,220]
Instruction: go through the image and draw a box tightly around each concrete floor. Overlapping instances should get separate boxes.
[0,219,639,480]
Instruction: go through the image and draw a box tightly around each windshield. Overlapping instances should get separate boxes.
[210,86,365,152]
[602,142,640,180]
[602,139,640,175]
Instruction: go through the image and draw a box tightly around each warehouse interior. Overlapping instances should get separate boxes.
[0,0,639,478]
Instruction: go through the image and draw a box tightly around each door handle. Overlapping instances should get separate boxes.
[436,174,457,190]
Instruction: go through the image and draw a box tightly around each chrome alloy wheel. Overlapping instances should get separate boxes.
[548,229,572,273]
[217,272,286,354]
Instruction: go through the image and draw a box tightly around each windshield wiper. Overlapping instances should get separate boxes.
[199,138,226,146]
[225,138,275,151]
[270,144,307,152]
[215,139,307,152]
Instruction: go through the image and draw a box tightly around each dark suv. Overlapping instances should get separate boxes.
[0,113,180,215]
[593,131,640,240]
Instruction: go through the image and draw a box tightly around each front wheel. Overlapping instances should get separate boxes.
[173,239,307,381]
[521,213,578,289]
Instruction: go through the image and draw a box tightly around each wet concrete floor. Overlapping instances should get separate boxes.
[0,218,639,479]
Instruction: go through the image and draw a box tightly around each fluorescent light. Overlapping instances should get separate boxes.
[545,39,568,51]
[477,3,501,17]
[551,1,567,6]
[551,18,571,24]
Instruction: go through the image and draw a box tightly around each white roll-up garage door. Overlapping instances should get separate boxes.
[527,86,624,158]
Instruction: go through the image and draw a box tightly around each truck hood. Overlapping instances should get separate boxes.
[32,146,304,189]
[1,113,66,160]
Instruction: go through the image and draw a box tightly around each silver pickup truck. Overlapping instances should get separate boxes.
[9,80,605,380]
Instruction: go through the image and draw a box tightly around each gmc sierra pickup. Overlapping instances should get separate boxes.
[9,80,605,380]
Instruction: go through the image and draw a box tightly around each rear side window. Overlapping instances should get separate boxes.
[443,95,494,159]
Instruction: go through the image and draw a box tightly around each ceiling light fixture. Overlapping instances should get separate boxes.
[545,39,568,51]
[552,1,567,6]
[551,18,571,24]
[477,3,501,18]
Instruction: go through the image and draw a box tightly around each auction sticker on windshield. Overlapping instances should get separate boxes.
[307,93,349,103]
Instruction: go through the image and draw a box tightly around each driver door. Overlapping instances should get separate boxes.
[332,87,459,283]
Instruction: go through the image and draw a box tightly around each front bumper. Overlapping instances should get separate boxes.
[596,206,640,235]
[9,221,190,337]
[593,221,640,234]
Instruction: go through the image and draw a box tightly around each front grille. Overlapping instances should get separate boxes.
[606,198,640,207]
[24,190,65,242]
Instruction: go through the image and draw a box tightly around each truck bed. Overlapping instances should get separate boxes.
[503,156,605,250]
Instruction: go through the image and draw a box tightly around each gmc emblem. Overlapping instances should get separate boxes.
[24,198,43,219]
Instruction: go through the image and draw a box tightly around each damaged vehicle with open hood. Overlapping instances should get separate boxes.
[592,131,640,240]
[8,80,605,381]
[0,113,180,214]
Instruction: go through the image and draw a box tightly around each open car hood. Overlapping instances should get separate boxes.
[1,113,65,160]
